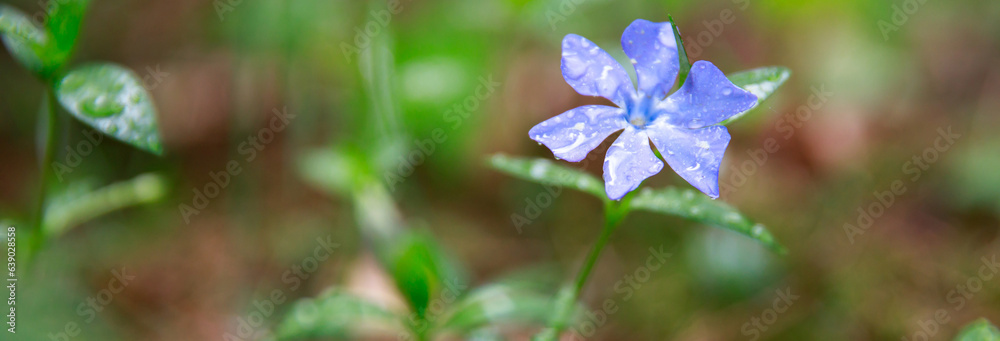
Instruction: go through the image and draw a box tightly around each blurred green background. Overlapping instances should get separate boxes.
[2,0,1000,340]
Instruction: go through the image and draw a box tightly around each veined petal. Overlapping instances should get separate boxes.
[621,19,680,99]
[530,105,627,162]
[603,127,664,200]
[657,61,757,128]
[646,123,731,199]
[561,34,634,107]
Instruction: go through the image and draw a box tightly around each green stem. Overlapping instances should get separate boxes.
[570,202,625,302]
[27,90,59,263]
[540,200,628,340]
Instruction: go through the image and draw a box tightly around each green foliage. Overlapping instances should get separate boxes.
[628,187,786,254]
[2,2,163,155]
[43,0,89,68]
[56,63,163,155]
[488,154,606,200]
[722,66,792,124]
[0,4,52,76]
[954,318,1000,341]
[387,230,467,318]
[439,283,553,334]
[0,0,89,79]
[488,155,785,254]
[297,148,374,197]
[669,15,691,87]
[43,173,168,237]
[275,289,401,340]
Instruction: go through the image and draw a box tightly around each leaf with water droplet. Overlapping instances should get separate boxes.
[628,187,786,254]
[722,66,791,125]
[56,63,163,155]
[0,4,55,76]
[487,154,606,201]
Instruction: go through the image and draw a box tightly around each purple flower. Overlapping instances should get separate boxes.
[530,19,757,200]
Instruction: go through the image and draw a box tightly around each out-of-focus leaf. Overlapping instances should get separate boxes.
[43,173,167,237]
[387,230,468,318]
[628,187,786,254]
[530,284,588,341]
[479,264,564,294]
[392,236,436,317]
[275,289,401,340]
[439,283,554,334]
[0,4,53,75]
[465,328,507,341]
[297,147,373,197]
[954,318,1000,341]
[488,154,605,200]
[669,15,691,87]
[44,0,89,55]
[56,63,163,155]
[723,66,791,124]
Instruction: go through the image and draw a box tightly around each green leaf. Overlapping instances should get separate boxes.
[56,63,164,155]
[723,66,792,124]
[439,284,553,334]
[297,147,374,197]
[488,154,605,200]
[0,4,53,75]
[43,173,168,237]
[627,187,786,254]
[954,318,1000,341]
[44,0,90,56]
[465,328,507,341]
[669,15,691,87]
[275,289,401,340]
[387,230,467,318]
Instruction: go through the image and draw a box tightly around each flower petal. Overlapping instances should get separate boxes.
[657,60,757,128]
[646,123,731,199]
[621,19,680,99]
[530,105,627,162]
[561,34,634,107]
[603,127,664,200]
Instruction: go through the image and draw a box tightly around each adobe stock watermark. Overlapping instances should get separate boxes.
[340,0,412,63]
[718,84,834,197]
[47,267,136,341]
[50,129,105,182]
[178,107,295,224]
[545,0,590,31]
[843,126,961,244]
[222,235,339,341]
[680,0,753,59]
[383,75,501,192]
[214,0,244,21]
[565,245,672,339]
[878,0,929,41]
[23,0,70,27]
[137,64,171,91]
[508,155,596,234]
[901,254,998,341]
[5,226,15,335]
[741,287,800,340]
